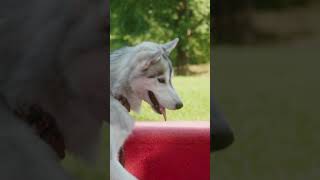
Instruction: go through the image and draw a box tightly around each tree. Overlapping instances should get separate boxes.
[111,0,210,75]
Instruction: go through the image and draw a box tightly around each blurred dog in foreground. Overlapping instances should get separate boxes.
[0,0,107,179]
[110,39,183,180]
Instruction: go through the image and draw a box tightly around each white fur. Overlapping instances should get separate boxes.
[110,38,182,180]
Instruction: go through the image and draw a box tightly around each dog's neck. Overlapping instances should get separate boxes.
[112,87,142,113]
[13,104,66,159]
[114,95,130,112]
[110,48,143,113]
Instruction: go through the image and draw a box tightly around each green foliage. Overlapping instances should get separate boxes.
[110,0,210,65]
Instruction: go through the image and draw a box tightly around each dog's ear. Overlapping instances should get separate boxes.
[142,50,162,70]
[162,38,179,54]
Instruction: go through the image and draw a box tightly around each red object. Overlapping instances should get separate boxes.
[123,121,210,180]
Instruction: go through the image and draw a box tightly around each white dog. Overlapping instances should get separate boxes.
[110,38,183,180]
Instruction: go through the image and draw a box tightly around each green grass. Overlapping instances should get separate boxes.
[213,46,320,180]
[131,73,210,121]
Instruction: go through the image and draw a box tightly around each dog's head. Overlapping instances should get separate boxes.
[129,38,183,115]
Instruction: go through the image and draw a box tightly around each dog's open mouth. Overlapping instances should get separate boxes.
[148,91,166,121]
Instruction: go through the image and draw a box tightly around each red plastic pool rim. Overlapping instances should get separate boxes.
[123,121,210,180]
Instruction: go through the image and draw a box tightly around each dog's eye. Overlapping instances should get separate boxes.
[158,78,165,84]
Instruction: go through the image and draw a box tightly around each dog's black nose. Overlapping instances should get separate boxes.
[175,102,183,109]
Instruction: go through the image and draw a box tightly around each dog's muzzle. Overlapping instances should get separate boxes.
[148,91,167,121]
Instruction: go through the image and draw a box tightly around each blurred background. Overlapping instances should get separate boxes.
[213,0,320,179]
[110,0,210,121]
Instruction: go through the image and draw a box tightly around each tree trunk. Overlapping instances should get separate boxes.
[175,45,189,75]
[175,0,190,75]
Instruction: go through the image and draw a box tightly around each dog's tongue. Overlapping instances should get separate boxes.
[160,107,166,121]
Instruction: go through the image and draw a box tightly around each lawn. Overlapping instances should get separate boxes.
[213,46,320,180]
